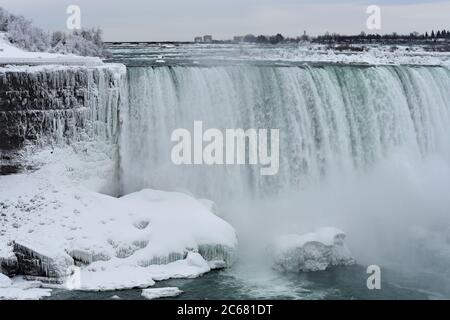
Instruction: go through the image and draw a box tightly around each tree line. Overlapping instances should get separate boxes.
[314,30,450,44]
[232,30,450,45]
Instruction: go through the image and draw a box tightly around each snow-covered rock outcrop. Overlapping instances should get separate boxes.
[271,227,355,272]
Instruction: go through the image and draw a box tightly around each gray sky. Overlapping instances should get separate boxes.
[1,0,449,41]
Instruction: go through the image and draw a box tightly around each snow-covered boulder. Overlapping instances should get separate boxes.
[198,199,219,215]
[270,227,355,273]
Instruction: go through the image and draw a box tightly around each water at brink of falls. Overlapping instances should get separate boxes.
[99,44,450,299]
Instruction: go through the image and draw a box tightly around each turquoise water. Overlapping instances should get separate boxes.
[46,264,443,300]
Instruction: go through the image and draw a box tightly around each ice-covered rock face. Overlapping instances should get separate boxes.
[0,64,126,175]
[0,243,18,276]
[13,241,74,280]
[271,227,355,273]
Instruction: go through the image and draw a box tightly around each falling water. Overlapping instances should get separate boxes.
[118,64,450,291]
[120,65,450,202]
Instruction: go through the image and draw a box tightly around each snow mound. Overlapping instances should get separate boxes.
[67,252,211,291]
[0,273,12,288]
[271,227,355,272]
[141,287,183,300]
[0,146,237,292]
[0,277,52,300]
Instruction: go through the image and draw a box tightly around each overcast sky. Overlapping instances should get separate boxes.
[1,0,449,41]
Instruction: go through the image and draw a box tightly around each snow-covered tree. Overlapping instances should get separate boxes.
[49,28,110,57]
[1,6,110,57]
[0,7,10,31]
[6,14,50,52]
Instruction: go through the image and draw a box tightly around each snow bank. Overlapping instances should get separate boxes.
[0,32,103,66]
[0,62,124,75]
[271,227,355,272]
[0,277,52,300]
[142,287,183,300]
[0,273,12,287]
[0,146,237,294]
[67,252,211,291]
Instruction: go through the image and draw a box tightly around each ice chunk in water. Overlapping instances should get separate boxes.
[141,287,182,300]
[271,227,355,272]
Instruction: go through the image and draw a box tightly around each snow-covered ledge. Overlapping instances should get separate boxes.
[0,32,103,66]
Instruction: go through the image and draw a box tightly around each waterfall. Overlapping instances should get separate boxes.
[120,65,450,204]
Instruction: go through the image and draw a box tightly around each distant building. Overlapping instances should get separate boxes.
[194,36,203,43]
[203,35,213,43]
[233,36,244,43]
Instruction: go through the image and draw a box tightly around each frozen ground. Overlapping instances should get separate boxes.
[0,32,103,66]
[0,143,237,299]
[0,276,52,300]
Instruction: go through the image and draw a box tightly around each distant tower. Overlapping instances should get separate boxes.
[301,30,309,41]
[203,35,213,43]
[194,36,203,43]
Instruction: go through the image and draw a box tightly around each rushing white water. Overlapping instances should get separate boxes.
[121,65,450,201]
[119,64,450,282]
